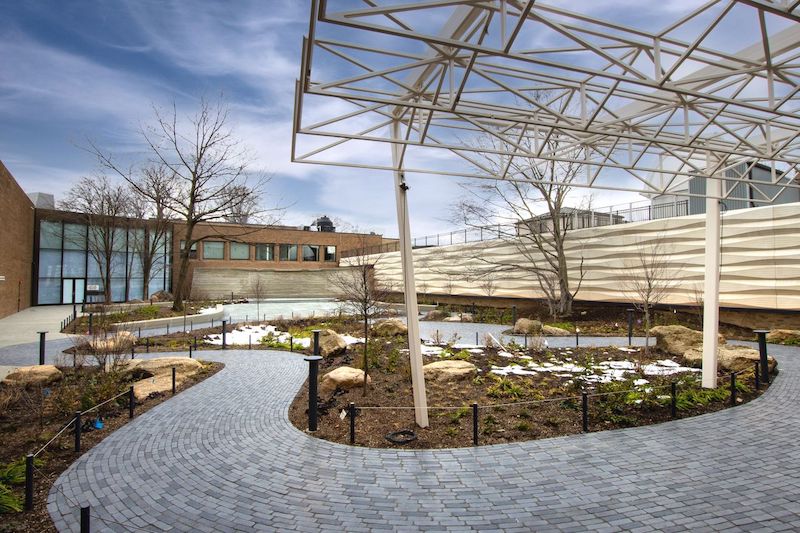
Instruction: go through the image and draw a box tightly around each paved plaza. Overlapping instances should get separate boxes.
[18,336,795,532]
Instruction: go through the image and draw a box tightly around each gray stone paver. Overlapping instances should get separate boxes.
[10,334,793,532]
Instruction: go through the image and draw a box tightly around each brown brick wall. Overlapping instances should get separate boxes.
[0,162,34,318]
[171,221,385,295]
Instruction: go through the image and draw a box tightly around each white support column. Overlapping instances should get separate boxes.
[702,171,722,388]
[391,121,429,427]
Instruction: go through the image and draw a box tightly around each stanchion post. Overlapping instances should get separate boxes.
[221,320,227,349]
[626,308,635,346]
[24,453,33,511]
[754,330,770,384]
[472,403,479,446]
[304,356,323,431]
[37,331,47,365]
[74,411,81,453]
[80,506,90,533]
[581,392,589,432]
[128,386,135,419]
[172,367,176,395]
[349,402,356,444]
[290,337,294,352]
[313,330,321,356]
[670,382,677,419]
[730,372,737,407]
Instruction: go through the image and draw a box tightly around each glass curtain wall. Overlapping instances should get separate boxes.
[36,219,171,305]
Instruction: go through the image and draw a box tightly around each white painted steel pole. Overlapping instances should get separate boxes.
[391,121,429,427]
[702,170,722,389]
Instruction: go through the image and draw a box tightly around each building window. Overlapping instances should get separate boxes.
[230,242,250,260]
[203,241,224,260]
[180,240,197,259]
[279,244,297,261]
[255,244,274,261]
[40,221,62,249]
[324,246,336,262]
[302,244,320,262]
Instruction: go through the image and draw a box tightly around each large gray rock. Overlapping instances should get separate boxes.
[2,365,63,387]
[542,325,570,336]
[372,319,408,337]
[423,360,477,382]
[422,309,449,321]
[319,329,347,357]
[650,325,725,356]
[684,344,777,373]
[443,313,474,323]
[319,366,370,395]
[766,329,800,345]
[514,318,542,334]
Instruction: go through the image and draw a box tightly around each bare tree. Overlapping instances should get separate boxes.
[91,97,269,311]
[128,164,173,300]
[61,175,132,303]
[623,235,679,353]
[331,243,386,395]
[250,275,266,321]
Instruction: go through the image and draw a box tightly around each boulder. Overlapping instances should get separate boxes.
[766,329,800,345]
[319,366,370,395]
[90,331,137,354]
[372,319,408,337]
[423,360,477,382]
[443,313,474,323]
[542,325,571,336]
[514,318,543,334]
[2,365,63,387]
[650,325,725,356]
[684,344,777,373]
[422,309,449,321]
[319,329,347,357]
[124,357,205,400]
[150,290,173,302]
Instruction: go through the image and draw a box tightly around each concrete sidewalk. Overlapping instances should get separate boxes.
[0,305,76,348]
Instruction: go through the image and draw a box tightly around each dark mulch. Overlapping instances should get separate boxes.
[289,342,770,449]
[0,362,224,532]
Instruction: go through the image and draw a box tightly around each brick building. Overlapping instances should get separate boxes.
[0,161,390,315]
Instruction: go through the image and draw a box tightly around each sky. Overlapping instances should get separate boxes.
[0,0,766,238]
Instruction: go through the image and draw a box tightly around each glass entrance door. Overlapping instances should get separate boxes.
[61,278,86,304]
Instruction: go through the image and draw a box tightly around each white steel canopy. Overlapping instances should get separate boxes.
[292,0,800,424]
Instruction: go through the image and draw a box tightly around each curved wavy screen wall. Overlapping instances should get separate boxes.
[345,204,800,311]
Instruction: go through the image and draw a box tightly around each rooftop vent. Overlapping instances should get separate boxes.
[313,215,335,232]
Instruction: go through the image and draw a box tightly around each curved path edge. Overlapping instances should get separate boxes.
[46,343,800,532]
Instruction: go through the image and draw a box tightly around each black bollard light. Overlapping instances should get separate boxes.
[194,336,198,351]
[304,355,323,431]
[475,332,479,345]
[754,329,770,384]
[349,402,356,444]
[80,506,90,533]
[37,331,47,365]
[312,330,321,356]
[511,305,517,325]
[146,337,150,353]
[575,328,580,347]
[189,343,193,358]
[626,308,635,346]
[172,367,176,394]
[581,392,589,432]
[221,320,227,349]
[290,336,294,352]
[131,343,135,360]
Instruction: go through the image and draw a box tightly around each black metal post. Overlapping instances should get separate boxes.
[754,361,760,390]
[37,331,47,365]
[166,323,170,335]
[74,411,81,453]
[138,326,141,338]
[131,344,135,360]
[575,330,580,347]
[290,337,294,352]
[172,367,176,395]
[221,320,227,349]
[128,386,134,419]
[626,308,635,346]
[475,332,479,345]
[581,392,589,432]
[670,382,677,419]
[349,402,356,444]
[88,313,93,335]
[189,343,193,358]
[80,506,90,533]
[754,329,770,384]
[511,305,517,325]
[472,403,479,446]
[24,453,33,511]
[146,337,150,353]
[249,335,252,350]
[313,330,321,356]
[730,372,737,407]
[304,356,323,431]
[524,333,528,349]
[194,336,198,351]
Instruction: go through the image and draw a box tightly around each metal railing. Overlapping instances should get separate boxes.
[341,199,690,258]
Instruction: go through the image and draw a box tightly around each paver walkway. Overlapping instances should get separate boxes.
[44,343,800,532]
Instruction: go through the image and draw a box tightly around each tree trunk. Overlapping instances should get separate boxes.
[363,317,369,396]
[172,224,195,311]
[644,303,651,355]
